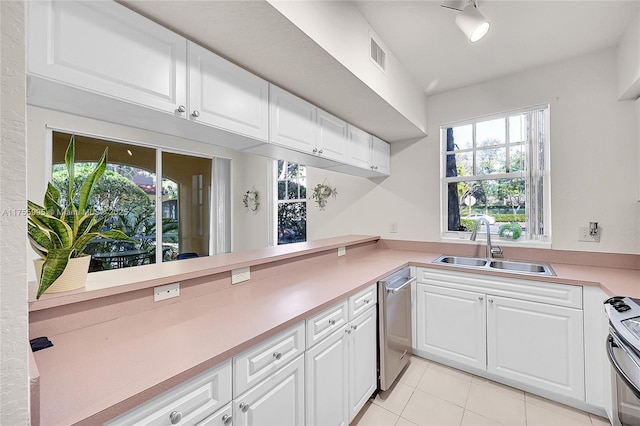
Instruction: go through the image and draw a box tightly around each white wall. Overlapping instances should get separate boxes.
[0,0,30,423]
[617,13,640,100]
[308,47,640,255]
[267,0,428,135]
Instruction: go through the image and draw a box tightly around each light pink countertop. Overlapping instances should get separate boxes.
[31,239,640,425]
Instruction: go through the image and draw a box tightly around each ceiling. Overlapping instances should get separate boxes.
[355,0,639,95]
[119,0,639,141]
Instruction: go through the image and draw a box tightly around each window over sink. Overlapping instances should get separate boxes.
[441,105,550,243]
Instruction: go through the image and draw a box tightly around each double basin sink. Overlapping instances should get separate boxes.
[433,255,555,276]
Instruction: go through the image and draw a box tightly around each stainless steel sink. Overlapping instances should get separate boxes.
[433,255,555,276]
[436,256,489,267]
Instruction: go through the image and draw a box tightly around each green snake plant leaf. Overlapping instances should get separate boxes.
[44,182,62,214]
[28,222,54,253]
[78,148,107,214]
[36,248,73,299]
[30,213,73,249]
[64,135,76,208]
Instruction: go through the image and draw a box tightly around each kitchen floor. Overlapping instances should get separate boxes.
[351,356,610,426]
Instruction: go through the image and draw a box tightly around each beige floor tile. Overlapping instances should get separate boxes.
[428,361,474,382]
[409,355,431,368]
[395,417,419,426]
[416,365,471,407]
[465,380,526,425]
[398,361,427,388]
[401,389,465,426]
[470,376,525,400]
[373,382,415,416]
[525,393,592,423]
[590,414,612,426]
[461,410,503,426]
[525,402,592,425]
[350,401,400,426]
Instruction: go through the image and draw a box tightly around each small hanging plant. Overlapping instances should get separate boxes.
[311,181,337,210]
[242,189,259,212]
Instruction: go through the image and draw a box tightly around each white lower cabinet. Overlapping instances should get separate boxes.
[415,269,585,403]
[233,355,305,426]
[348,306,378,421]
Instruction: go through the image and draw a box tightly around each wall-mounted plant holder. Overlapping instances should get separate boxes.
[311,180,337,210]
[243,189,259,212]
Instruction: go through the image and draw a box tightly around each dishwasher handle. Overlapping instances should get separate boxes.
[386,276,416,294]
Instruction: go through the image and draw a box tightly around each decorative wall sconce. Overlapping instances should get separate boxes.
[242,189,259,212]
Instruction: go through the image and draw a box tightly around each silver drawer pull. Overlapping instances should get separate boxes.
[351,325,358,330]
[222,414,232,425]
[176,105,186,113]
[169,411,183,425]
[273,351,283,360]
[363,299,370,304]
[328,319,336,325]
[345,329,352,334]
[239,402,250,413]
[191,110,200,118]
[479,297,484,301]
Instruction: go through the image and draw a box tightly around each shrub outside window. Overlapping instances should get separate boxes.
[441,105,550,243]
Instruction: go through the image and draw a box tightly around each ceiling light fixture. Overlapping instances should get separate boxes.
[443,0,491,43]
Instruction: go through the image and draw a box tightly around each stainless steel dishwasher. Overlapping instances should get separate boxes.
[378,267,415,391]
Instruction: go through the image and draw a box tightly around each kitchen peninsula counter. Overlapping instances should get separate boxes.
[29,236,640,425]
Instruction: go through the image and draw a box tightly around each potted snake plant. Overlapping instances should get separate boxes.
[28,135,132,299]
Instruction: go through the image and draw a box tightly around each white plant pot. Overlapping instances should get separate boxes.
[34,255,91,294]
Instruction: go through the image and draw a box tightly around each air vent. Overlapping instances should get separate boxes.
[370,37,386,72]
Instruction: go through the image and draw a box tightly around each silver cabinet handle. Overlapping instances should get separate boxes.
[222,414,232,425]
[351,325,358,330]
[318,149,324,154]
[312,148,318,153]
[328,319,336,325]
[479,296,484,301]
[176,105,186,113]
[192,110,200,118]
[373,165,379,170]
[239,402,249,413]
[363,299,370,304]
[273,351,282,360]
[169,411,183,425]
[489,299,494,303]
[345,329,352,334]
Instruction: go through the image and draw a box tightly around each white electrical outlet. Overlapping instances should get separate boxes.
[154,283,180,302]
[390,222,398,233]
[578,227,600,242]
[232,266,251,284]
[337,246,346,257]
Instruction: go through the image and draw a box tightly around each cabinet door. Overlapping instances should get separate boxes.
[486,296,584,400]
[233,355,304,426]
[372,136,391,176]
[306,327,349,426]
[188,42,268,141]
[316,109,348,162]
[27,0,187,115]
[346,125,373,170]
[348,307,377,421]
[416,284,486,370]
[197,403,232,426]
[269,85,317,153]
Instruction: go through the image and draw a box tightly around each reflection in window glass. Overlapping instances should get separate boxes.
[162,152,211,261]
[451,124,473,150]
[276,160,307,245]
[476,118,505,147]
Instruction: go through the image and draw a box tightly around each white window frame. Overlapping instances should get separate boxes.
[273,160,307,245]
[440,105,552,247]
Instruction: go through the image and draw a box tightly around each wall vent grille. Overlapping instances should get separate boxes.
[370,38,386,71]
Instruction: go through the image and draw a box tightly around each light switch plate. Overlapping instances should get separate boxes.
[154,283,180,302]
[232,267,251,284]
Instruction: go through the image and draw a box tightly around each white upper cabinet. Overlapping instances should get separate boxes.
[346,124,374,170]
[269,85,318,152]
[372,136,391,175]
[316,109,348,162]
[188,42,268,141]
[28,0,187,114]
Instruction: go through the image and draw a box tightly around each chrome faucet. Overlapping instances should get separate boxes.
[470,218,503,259]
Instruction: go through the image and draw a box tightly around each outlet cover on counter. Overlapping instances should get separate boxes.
[232,267,251,284]
[154,283,180,302]
[338,246,346,256]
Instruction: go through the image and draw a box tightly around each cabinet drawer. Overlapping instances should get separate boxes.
[196,403,232,426]
[349,285,377,320]
[306,301,349,348]
[417,268,582,309]
[106,360,231,426]
[233,322,305,397]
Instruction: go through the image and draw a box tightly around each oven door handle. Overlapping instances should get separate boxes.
[607,334,640,399]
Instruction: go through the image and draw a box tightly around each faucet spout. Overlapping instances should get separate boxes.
[469,218,502,259]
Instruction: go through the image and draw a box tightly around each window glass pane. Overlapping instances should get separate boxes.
[52,131,156,271]
[509,115,525,143]
[476,147,507,175]
[476,118,505,147]
[452,152,473,177]
[162,152,211,261]
[276,161,307,245]
[509,145,525,173]
[449,125,472,151]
